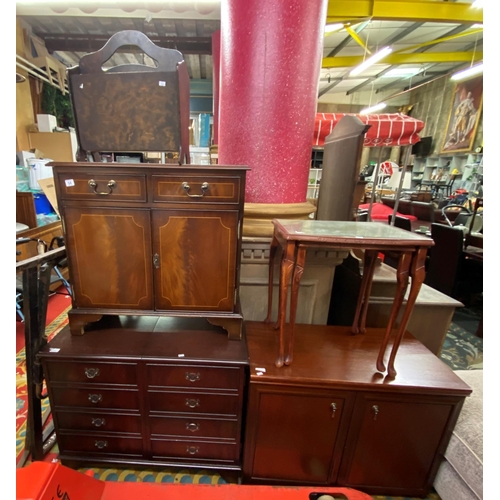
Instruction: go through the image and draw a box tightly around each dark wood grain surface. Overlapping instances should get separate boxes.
[245,321,471,395]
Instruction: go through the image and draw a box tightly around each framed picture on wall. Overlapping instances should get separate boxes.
[441,75,483,154]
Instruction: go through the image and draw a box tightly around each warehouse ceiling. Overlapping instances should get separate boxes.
[16,0,483,100]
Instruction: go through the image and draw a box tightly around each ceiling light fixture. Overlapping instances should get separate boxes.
[451,62,483,81]
[324,23,344,34]
[350,46,393,77]
[472,0,483,8]
[360,102,387,115]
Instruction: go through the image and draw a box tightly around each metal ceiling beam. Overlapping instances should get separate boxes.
[344,26,371,54]
[40,33,212,55]
[343,22,422,94]
[318,79,343,97]
[325,20,370,58]
[322,51,482,68]
[326,0,483,24]
[375,27,479,93]
[394,28,483,54]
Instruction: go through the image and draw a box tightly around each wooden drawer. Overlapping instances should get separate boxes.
[152,174,241,204]
[148,390,240,416]
[150,415,239,440]
[146,364,241,390]
[58,433,143,456]
[45,361,138,386]
[56,173,147,202]
[51,387,140,410]
[151,438,239,462]
[56,410,142,434]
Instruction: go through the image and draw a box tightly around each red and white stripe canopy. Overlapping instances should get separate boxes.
[313,113,425,148]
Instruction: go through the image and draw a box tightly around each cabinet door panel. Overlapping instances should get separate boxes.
[340,395,453,491]
[249,391,345,483]
[152,210,238,311]
[64,207,154,309]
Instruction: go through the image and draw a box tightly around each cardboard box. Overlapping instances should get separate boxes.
[36,114,58,133]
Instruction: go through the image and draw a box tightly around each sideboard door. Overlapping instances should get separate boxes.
[152,210,238,312]
[337,393,457,495]
[64,207,154,310]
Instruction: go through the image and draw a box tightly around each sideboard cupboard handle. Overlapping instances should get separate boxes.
[85,367,100,379]
[92,418,106,427]
[185,398,200,408]
[95,440,108,449]
[181,181,209,198]
[330,402,337,419]
[372,405,379,420]
[153,253,160,269]
[186,372,201,382]
[186,422,200,432]
[88,179,116,195]
[88,393,103,404]
[186,445,199,455]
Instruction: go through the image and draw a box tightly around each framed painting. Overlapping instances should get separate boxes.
[441,75,483,154]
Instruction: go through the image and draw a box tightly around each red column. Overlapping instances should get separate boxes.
[211,30,220,145]
[218,0,328,204]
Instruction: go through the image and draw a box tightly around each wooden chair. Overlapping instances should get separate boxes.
[67,30,191,164]
[411,201,435,223]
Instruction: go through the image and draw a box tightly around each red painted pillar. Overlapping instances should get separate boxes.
[211,30,220,145]
[218,0,328,204]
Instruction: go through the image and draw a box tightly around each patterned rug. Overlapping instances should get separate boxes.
[16,302,483,497]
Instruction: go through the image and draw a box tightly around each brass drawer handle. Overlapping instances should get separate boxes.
[186,445,199,455]
[181,181,209,198]
[95,440,108,449]
[330,402,337,419]
[84,368,100,379]
[88,179,116,195]
[185,398,200,408]
[88,393,103,404]
[372,405,379,420]
[92,417,106,428]
[186,422,200,432]
[186,372,200,383]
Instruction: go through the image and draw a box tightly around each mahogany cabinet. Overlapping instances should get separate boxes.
[51,163,248,339]
[37,317,249,471]
[242,321,472,497]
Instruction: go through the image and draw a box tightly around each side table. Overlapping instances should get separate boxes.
[265,219,434,376]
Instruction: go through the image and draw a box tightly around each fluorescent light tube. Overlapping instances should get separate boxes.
[360,102,387,115]
[451,63,483,81]
[350,46,393,77]
[324,23,344,34]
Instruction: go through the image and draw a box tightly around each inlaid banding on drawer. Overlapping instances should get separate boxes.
[152,175,240,203]
[56,410,142,434]
[51,387,140,410]
[149,415,238,439]
[46,361,138,385]
[151,438,239,462]
[146,364,240,390]
[57,174,146,201]
[58,433,143,456]
[148,390,239,416]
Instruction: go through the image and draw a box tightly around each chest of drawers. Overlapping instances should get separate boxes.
[50,163,249,339]
[37,317,249,471]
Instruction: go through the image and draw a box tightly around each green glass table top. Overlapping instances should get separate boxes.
[272,219,433,245]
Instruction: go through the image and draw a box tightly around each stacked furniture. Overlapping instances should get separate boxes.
[37,31,249,474]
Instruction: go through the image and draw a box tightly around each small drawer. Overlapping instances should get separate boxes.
[151,438,239,462]
[56,410,142,434]
[148,390,240,416]
[45,361,138,386]
[152,175,241,204]
[56,173,147,202]
[150,415,238,440]
[51,387,140,411]
[58,433,143,456]
[146,364,240,390]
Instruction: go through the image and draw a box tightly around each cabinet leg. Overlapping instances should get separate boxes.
[68,311,103,336]
[264,234,279,324]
